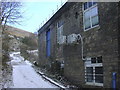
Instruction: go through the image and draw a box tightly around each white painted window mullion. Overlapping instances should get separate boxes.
[90,15,92,29]
[93,66,95,84]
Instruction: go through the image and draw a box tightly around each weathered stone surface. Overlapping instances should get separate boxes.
[0,25,2,89]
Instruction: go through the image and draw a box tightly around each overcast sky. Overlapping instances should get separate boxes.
[9,1,67,33]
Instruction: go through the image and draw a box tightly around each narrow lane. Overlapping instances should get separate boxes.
[10,52,58,88]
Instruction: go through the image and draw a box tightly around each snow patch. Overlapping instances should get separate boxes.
[25,60,32,66]
[10,52,25,65]
[27,50,38,53]
[11,65,58,88]
[8,35,14,38]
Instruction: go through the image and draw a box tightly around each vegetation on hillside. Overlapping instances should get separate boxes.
[20,35,38,62]
[2,32,12,67]
[20,36,38,50]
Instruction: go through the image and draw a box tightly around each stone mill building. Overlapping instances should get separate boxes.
[38,2,120,88]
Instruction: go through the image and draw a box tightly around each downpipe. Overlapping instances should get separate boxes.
[112,72,117,90]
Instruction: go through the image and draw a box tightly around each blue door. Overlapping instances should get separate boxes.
[46,30,50,57]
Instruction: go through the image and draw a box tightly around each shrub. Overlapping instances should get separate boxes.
[20,36,38,50]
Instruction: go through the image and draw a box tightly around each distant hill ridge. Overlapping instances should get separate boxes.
[5,25,35,38]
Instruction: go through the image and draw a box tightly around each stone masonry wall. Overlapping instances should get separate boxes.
[38,2,119,88]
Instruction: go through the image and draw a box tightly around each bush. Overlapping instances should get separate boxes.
[20,36,38,50]
[20,35,38,61]
[2,33,11,68]
[50,61,61,74]
[20,44,29,60]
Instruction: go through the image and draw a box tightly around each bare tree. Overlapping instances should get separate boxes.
[0,0,23,31]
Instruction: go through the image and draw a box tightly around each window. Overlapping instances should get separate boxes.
[91,56,102,63]
[83,2,99,30]
[95,67,103,83]
[46,30,50,57]
[57,20,64,44]
[85,56,103,86]
[86,67,93,82]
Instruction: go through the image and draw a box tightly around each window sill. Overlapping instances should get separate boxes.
[85,82,103,87]
[84,25,100,32]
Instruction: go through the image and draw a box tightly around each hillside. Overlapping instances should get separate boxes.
[4,25,35,38]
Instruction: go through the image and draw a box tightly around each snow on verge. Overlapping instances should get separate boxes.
[35,69,67,89]
[25,60,32,66]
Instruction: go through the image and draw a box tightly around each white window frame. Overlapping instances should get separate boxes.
[83,2,99,31]
[85,60,103,86]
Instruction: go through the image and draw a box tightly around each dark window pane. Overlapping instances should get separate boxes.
[97,56,102,62]
[95,75,103,83]
[88,2,92,7]
[93,2,97,5]
[46,30,51,57]
[58,22,60,27]
[97,56,102,63]
[95,67,103,74]
[86,75,93,82]
[86,67,93,74]
[91,57,96,63]
[46,30,50,41]
[84,2,88,10]
[58,21,63,28]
